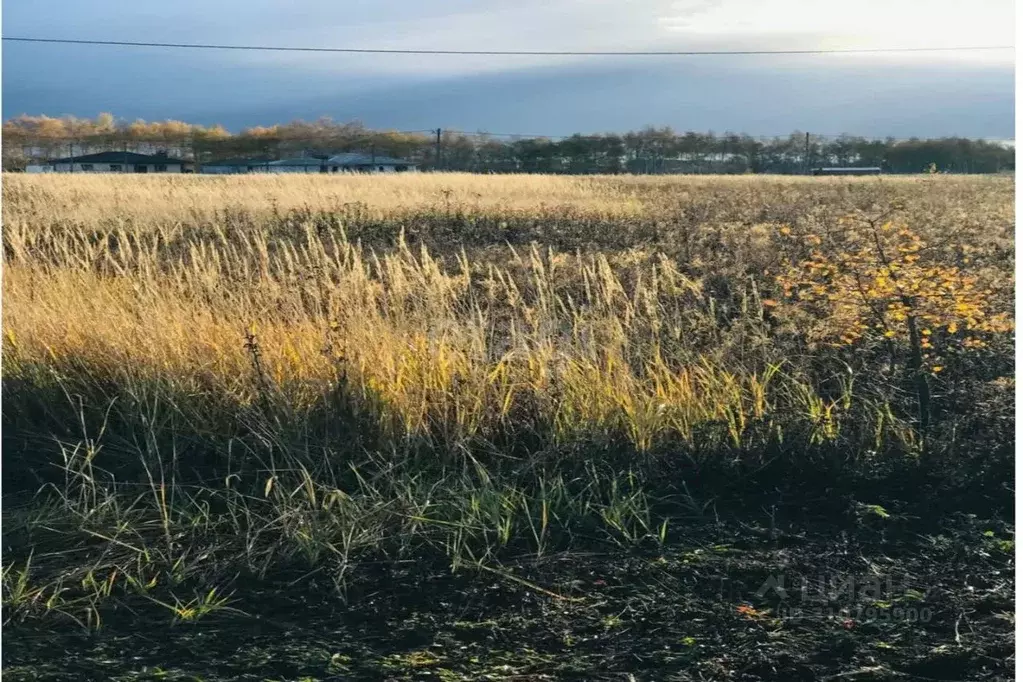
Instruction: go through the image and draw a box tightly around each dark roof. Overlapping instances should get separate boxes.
[268,157,327,167]
[49,151,184,164]
[202,155,417,167]
[204,158,273,166]
[327,152,416,166]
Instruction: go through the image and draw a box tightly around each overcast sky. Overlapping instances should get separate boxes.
[2,0,1015,138]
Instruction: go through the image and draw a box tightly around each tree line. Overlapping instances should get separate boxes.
[3,113,1014,174]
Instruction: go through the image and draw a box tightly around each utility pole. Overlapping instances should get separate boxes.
[805,132,811,175]
[435,128,442,171]
[68,142,73,173]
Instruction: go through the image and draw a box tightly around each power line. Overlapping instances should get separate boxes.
[439,129,1013,143]
[9,130,1013,144]
[2,36,1015,57]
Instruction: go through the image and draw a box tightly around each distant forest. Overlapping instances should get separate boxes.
[2,113,1014,174]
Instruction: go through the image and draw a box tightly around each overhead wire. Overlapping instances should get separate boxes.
[8,131,1013,144]
[2,36,1014,57]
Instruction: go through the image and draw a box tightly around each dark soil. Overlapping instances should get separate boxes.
[3,509,1013,681]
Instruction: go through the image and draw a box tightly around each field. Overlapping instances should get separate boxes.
[2,173,1015,680]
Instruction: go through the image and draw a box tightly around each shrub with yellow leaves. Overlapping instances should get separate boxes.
[775,213,1014,454]
[777,218,1012,356]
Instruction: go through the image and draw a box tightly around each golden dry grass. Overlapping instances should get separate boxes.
[9,172,1006,224]
[5,173,649,225]
[2,173,1014,456]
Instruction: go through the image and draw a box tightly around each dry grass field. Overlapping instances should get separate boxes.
[2,173,1015,680]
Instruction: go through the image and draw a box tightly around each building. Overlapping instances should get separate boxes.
[325,153,417,173]
[258,154,418,174]
[264,157,330,173]
[200,158,273,174]
[811,167,882,176]
[27,151,187,173]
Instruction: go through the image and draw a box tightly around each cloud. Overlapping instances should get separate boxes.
[3,0,1014,136]
[167,58,1012,139]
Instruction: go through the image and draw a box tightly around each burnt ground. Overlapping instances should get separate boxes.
[3,506,1014,681]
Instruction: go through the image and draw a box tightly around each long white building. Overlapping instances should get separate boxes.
[198,154,418,174]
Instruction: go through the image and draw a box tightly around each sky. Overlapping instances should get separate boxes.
[1,0,1016,138]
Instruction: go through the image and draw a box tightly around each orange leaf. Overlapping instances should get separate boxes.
[737,605,765,618]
